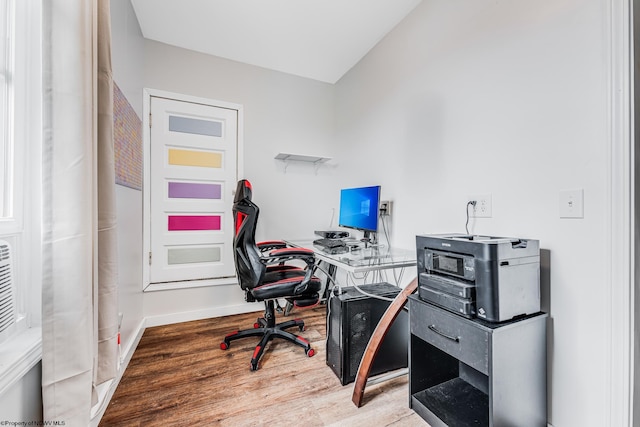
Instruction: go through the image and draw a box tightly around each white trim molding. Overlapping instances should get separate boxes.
[607,0,634,426]
[144,276,238,292]
[144,302,260,328]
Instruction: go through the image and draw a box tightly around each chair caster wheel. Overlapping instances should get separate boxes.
[220,342,229,350]
[299,325,305,332]
[306,348,315,358]
[250,363,258,371]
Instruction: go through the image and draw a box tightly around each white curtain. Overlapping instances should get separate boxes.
[41,0,118,424]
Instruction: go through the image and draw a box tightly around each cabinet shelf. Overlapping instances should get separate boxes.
[412,378,488,427]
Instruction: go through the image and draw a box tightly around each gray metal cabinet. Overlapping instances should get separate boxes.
[408,295,547,427]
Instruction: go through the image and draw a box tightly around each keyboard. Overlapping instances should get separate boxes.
[313,238,346,249]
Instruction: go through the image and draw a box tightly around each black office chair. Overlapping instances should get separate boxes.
[220,179,322,371]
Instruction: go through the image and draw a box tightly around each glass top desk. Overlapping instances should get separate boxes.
[286,240,417,274]
[287,239,417,405]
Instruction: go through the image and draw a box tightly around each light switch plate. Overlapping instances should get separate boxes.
[559,189,584,218]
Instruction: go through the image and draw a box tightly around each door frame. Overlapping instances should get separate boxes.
[610,0,634,425]
[141,88,244,292]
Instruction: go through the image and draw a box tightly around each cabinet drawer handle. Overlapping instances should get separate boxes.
[428,324,460,343]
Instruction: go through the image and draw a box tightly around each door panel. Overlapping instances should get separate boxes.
[150,96,237,284]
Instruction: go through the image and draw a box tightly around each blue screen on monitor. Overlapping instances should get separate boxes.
[338,186,381,232]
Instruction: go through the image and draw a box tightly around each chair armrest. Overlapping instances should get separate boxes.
[257,240,288,251]
[262,247,319,296]
[262,247,316,268]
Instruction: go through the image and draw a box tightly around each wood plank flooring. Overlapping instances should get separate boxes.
[100,305,428,426]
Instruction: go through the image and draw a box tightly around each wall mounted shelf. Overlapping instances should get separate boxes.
[274,152,331,173]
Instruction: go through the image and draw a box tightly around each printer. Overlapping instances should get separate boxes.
[416,234,540,322]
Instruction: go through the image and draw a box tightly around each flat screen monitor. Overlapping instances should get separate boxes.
[338,185,381,236]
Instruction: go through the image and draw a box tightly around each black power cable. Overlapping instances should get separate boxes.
[465,201,476,234]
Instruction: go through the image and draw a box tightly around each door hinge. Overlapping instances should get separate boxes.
[149,112,152,128]
[149,252,152,265]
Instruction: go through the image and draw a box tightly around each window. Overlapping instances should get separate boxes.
[0,0,42,393]
[0,0,12,220]
[0,0,41,310]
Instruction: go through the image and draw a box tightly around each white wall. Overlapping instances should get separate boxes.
[142,40,337,320]
[110,0,145,366]
[0,362,42,421]
[111,0,144,115]
[333,1,617,426]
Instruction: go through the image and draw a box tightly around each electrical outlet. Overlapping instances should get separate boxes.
[468,194,492,218]
[380,200,392,216]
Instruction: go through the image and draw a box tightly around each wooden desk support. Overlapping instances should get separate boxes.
[351,277,418,407]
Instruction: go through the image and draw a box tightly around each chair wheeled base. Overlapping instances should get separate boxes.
[220,299,316,371]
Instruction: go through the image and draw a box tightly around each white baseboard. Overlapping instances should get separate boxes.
[144,303,261,328]
[90,318,146,427]
[143,277,238,292]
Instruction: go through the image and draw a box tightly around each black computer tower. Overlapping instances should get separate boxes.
[326,282,408,385]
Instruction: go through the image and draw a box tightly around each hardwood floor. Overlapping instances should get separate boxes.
[100,305,427,426]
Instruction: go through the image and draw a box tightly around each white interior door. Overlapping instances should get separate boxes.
[149,96,238,284]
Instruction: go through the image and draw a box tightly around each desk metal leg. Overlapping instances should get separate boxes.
[321,263,337,301]
[351,277,418,407]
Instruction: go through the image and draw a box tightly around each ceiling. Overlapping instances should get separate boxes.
[130,0,422,84]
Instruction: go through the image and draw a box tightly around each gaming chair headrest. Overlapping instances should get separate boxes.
[234,179,252,204]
